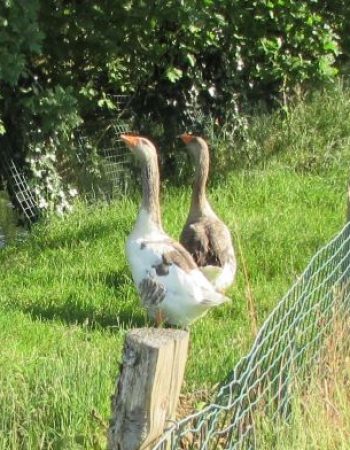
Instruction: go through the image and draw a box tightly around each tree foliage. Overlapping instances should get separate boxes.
[0,0,347,211]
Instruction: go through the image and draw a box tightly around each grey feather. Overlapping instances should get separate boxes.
[138,276,166,308]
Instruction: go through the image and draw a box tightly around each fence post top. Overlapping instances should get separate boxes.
[127,327,189,342]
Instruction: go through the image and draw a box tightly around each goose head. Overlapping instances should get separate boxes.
[120,134,157,163]
[179,133,209,163]
[179,133,211,214]
[120,134,161,226]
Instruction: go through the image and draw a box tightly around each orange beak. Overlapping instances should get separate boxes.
[120,134,140,148]
[179,133,194,145]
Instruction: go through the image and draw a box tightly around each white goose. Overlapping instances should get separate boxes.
[120,134,229,326]
[179,133,237,292]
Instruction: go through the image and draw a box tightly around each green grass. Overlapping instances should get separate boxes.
[1,82,350,448]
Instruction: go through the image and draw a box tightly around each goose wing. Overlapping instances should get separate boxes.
[132,237,229,325]
[180,220,210,267]
[138,238,198,276]
[181,217,234,267]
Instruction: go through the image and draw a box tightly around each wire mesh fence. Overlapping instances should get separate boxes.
[152,221,350,450]
[69,95,135,201]
[2,158,39,223]
[75,121,134,201]
[36,93,135,203]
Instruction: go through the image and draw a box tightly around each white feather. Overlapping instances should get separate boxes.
[202,260,237,291]
[126,209,229,326]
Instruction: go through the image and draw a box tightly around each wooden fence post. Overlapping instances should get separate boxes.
[108,328,189,450]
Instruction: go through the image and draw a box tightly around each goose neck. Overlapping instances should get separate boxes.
[190,148,210,214]
[140,156,162,228]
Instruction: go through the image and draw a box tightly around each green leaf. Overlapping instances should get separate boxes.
[189,24,201,34]
[186,53,196,67]
[0,119,5,135]
[165,67,183,83]
[323,40,339,54]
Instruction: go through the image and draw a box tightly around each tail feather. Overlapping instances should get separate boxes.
[200,265,223,283]
[200,290,230,307]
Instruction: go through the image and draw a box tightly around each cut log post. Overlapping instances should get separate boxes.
[108,328,189,450]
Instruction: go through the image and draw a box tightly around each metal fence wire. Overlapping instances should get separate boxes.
[75,121,134,201]
[153,222,350,450]
[2,158,39,222]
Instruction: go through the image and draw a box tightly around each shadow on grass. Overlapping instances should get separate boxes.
[103,269,131,291]
[36,219,129,250]
[20,300,147,331]
[6,268,148,331]
[0,220,126,265]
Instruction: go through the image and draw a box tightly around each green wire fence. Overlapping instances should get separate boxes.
[1,94,134,224]
[75,121,134,201]
[152,221,350,450]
